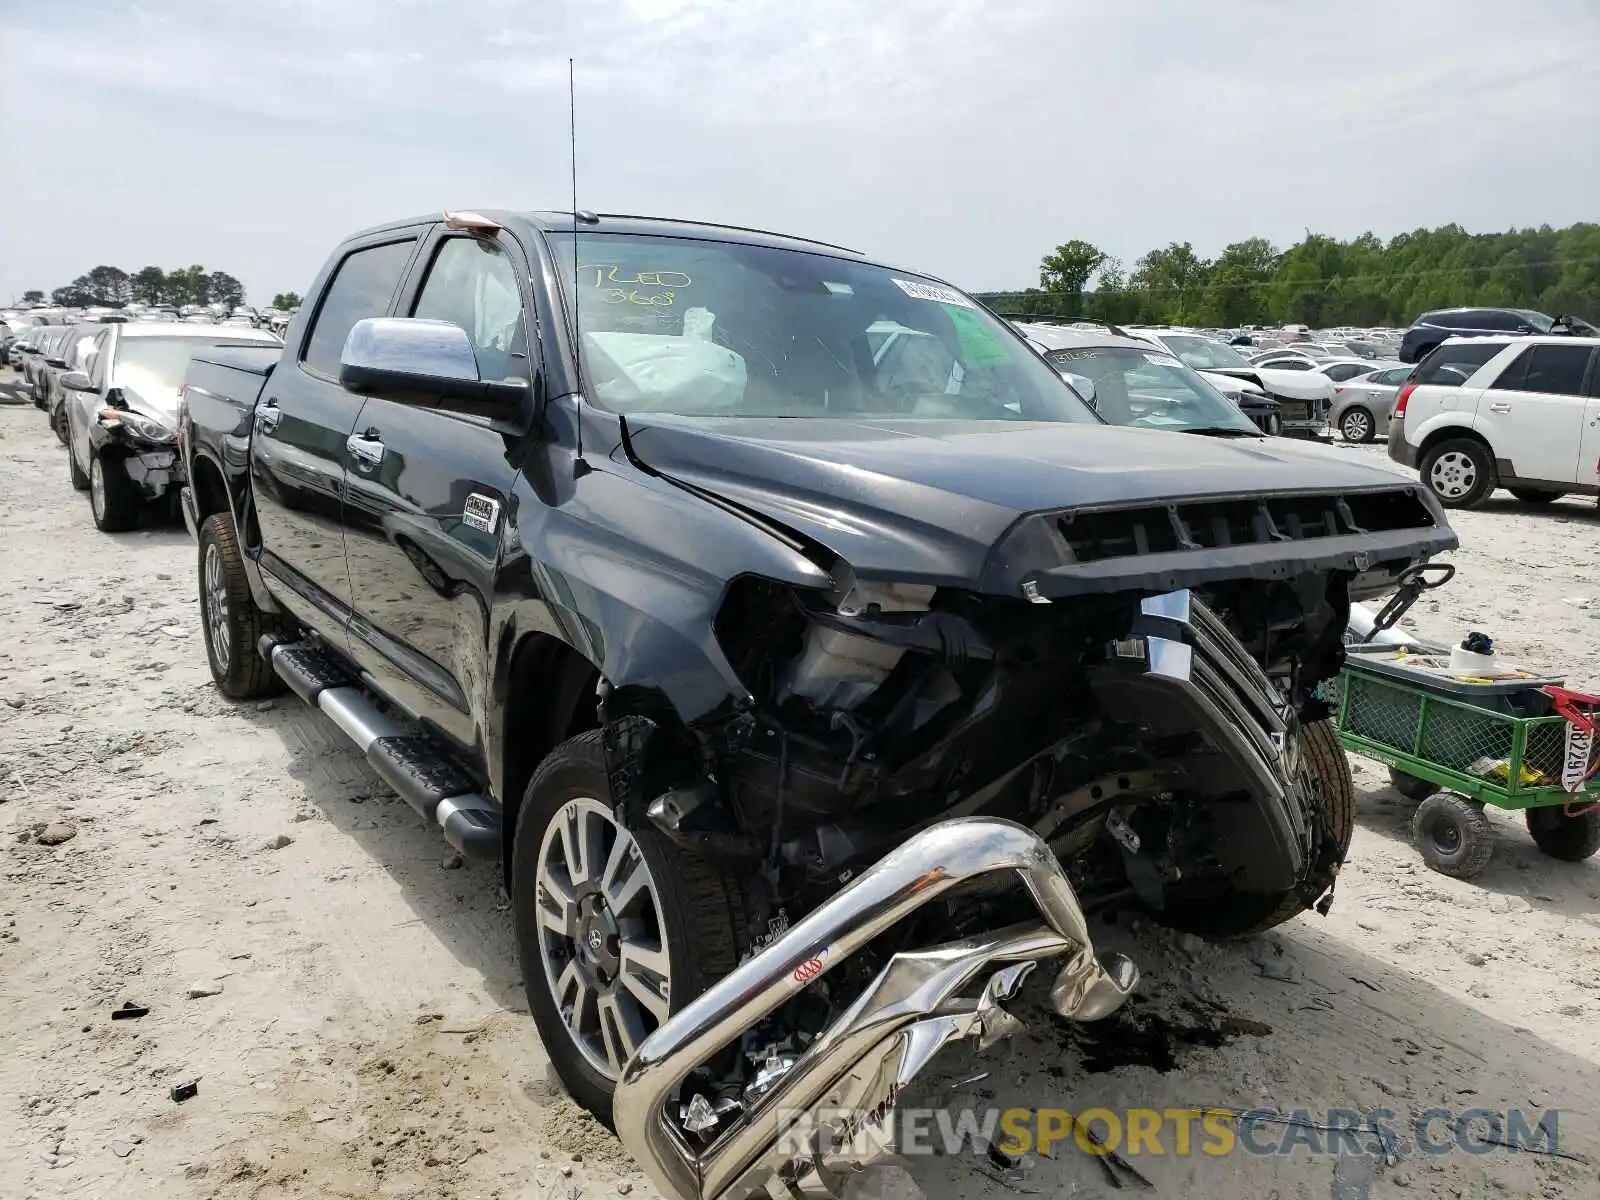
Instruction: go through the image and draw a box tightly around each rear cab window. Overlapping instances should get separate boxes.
[1413,341,1505,386]
[300,239,419,378]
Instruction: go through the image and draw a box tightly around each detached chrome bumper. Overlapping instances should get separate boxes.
[614,817,1137,1200]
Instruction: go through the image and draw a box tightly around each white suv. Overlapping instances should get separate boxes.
[1387,335,1600,508]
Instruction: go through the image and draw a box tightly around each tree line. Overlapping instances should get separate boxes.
[18,265,261,311]
[978,222,1600,329]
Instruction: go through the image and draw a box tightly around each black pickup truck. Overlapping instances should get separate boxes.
[178,208,1457,1127]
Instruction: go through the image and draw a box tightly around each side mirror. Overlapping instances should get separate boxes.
[60,370,93,392]
[339,317,529,411]
[1060,371,1097,409]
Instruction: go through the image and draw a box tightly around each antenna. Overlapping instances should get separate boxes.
[568,57,588,474]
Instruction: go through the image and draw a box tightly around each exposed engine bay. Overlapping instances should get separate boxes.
[604,563,1358,1168]
[631,568,1348,914]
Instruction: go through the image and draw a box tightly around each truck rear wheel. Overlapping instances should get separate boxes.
[512,732,758,1126]
[197,512,291,699]
[1158,719,1354,939]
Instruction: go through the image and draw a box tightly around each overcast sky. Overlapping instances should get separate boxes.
[3,0,1597,305]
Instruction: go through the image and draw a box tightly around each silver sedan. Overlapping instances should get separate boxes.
[1330,364,1413,443]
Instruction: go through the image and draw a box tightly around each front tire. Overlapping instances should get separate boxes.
[1339,407,1375,443]
[1158,719,1355,939]
[1420,438,1495,509]
[89,450,143,532]
[197,512,290,699]
[513,732,758,1126]
[1525,805,1600,861]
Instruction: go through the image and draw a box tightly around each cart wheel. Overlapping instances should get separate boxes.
[1389,769,1440,802]
[1525,805,1600,862]
[1412,793,1495,878]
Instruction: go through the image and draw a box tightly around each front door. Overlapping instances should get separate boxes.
[339,228,534,749]
[1473,343,1597,486]
[251,235,422,634]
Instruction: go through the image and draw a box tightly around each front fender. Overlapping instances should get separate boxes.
[499,449,833,728]
[1409,412,1479,456]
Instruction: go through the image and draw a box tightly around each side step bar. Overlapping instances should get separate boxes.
[260,636,501,860]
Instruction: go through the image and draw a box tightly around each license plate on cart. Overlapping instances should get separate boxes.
[1564,721,1595,792]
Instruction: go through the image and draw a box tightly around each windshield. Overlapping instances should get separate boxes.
[1043,345,1259,434]
[557,232,1097,423]
[1158,334,1252,370]
[112,335,278,398]
[1515,309,1554,333]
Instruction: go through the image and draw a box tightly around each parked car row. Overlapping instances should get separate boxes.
[5,319,282,530]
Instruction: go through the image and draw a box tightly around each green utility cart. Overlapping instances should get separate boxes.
[1333,644,1600,878]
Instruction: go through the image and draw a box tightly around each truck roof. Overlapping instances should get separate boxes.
[345,210,867,262]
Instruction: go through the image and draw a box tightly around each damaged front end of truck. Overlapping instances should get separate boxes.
[498,214,1459,1200]
[591,471,1454,1200]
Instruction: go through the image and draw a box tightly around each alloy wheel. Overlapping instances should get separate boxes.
[1340,410,1371,443]
[534,796,671,1079]
[1428,450,1476,501]
[203,542,232,670]
[90,457,106,522]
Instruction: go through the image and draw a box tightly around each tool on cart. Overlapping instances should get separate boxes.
[1355,562,1455,646]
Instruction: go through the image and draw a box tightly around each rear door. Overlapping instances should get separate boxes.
[252,233,423,635]
[1403,340,1506,430]
[1473,342,1597,485]
[338,226,536,749]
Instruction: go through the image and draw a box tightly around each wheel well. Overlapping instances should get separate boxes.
[500,633,601,881]
[190,454,231,524]
[1416,425,1492,465]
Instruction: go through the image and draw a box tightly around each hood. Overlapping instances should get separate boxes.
[116,380,182,425]
[1202,366,1333,402]
[618,415,1453,590]
[1197,371,1275,408]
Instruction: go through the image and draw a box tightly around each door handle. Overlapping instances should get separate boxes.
[257,398,282,433]
[346,430,386,468]
[1488,402,1512,414]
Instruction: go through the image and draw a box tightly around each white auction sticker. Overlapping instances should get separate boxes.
[892,278,974,308]
[462,493,502,535]
[1144,352,1182,368]
[1562,721,1594,792]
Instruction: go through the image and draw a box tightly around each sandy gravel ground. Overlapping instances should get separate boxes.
[2,376,1598,1200]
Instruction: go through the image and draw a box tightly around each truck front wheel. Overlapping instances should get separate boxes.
[512,732,757,1126]
[1157,719,1355,939]
[197,512,291,699]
